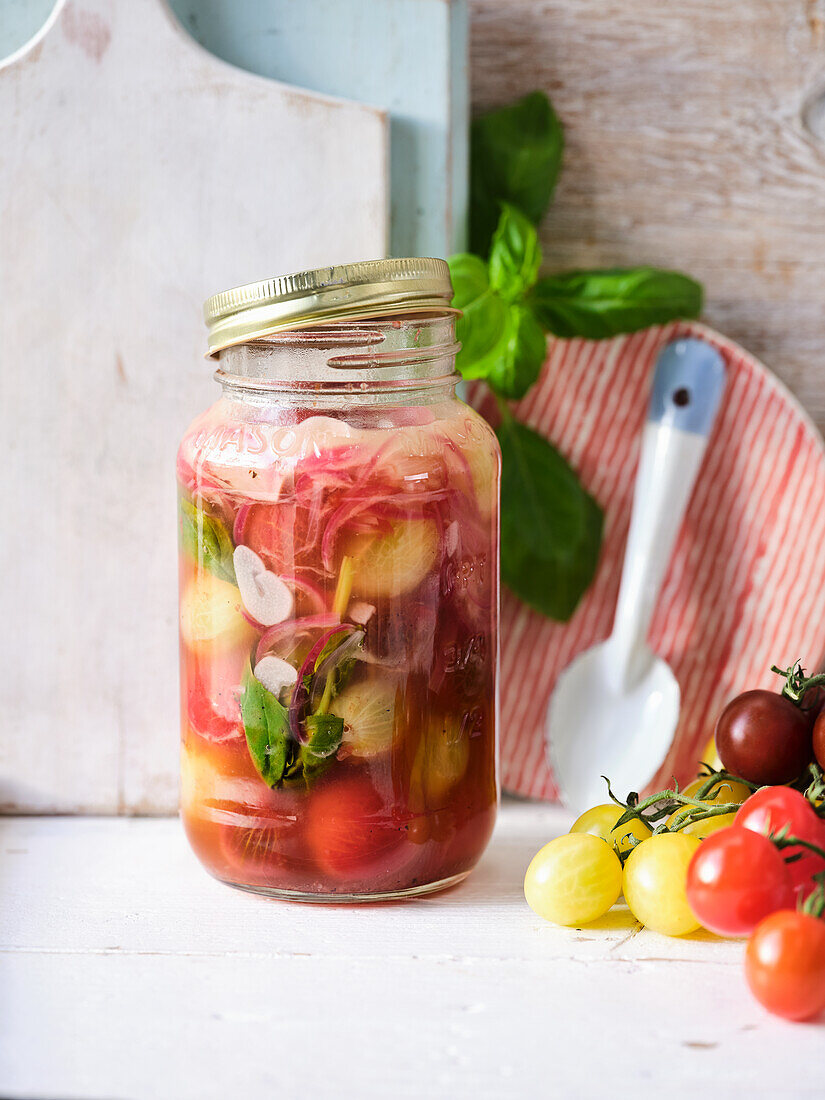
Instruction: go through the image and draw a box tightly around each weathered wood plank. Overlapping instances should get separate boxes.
[470,0,825,429]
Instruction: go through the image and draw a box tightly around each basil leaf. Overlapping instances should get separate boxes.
[470,91,564,256]
[483,305,547,400]
[497,417,603,621]
[304,713,344,759]
[488,205,541,301]
[455,288,508,378]
[448,253,489,309]
[179,497,236,583]
[240,668,290,788]
[529,267,703,339]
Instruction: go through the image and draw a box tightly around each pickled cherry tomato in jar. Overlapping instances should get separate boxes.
[177,259,500,900]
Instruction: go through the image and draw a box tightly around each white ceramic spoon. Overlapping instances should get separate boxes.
[546,338,726,813]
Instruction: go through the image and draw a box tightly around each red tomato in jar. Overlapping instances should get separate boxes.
[685,826,794,937]
[241,500,315,574]
[745,910,825,1020]
[734,787,825,894]
[185,648,247,744]
[306,773,407,885]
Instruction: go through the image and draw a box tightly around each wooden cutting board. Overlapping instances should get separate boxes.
[0,0,387,812]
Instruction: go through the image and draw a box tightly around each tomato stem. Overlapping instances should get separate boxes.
[772,660,825,706]
[800,874,825,919]
[771,830,825,865]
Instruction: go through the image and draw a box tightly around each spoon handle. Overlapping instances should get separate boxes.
[608,338,726,690]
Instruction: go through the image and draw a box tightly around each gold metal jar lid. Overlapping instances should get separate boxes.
[204,257,455,357]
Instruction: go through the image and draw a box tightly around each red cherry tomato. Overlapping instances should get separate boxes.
[735,787,825,893]
[745,910,825,1020]
[686,826,794,937]
[715,690,812,785]
[306,773,407,885]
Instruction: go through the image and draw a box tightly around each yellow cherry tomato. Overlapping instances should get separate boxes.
[700,733,722,770]
[570,804,653,855]
[681,777,751,804]
[665,809,738,838]
[524,833,623,926]
[623,833,701,936]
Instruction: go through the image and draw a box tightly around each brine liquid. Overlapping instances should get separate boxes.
[177,399,499,898]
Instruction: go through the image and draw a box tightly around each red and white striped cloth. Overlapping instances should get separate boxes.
[471,321,825,801]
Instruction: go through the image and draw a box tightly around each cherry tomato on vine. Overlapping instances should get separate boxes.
[715,690,812,786]
[569,804,652,855]
[623,833,701,937]
[681,777,752,804]
[745,910,825,1021]
[685,826,794,937]
[524,833,623,926]
[666,808,738,839]
[735,786,825,893]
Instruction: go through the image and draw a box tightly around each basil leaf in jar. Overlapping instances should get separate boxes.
[304,713,345,758]
[240,667,290,788]
[179,497,236,584]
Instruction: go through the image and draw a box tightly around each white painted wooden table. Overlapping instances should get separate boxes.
[2,801,820,1099]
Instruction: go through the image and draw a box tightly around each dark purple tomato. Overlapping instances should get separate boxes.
[715,690,812,785]
[813,708,825,771]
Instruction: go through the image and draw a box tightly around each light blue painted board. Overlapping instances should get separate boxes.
[0,0,59,63]
[167,0,468,258]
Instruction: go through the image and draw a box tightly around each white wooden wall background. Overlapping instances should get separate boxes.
[0,0,387,813]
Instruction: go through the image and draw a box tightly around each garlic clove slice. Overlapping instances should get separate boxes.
[254,655,298,698]
[233,545,294,626]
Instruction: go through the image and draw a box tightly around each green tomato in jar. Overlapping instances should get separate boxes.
[409,713,471,810]
[335,677,400,759]
[348,518,439,600]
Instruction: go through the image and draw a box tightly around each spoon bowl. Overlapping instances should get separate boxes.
[547,642,680,812]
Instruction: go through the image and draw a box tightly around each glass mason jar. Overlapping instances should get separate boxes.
[177,259,500,901]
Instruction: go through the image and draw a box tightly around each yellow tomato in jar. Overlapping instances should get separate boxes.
[570,804,652,856]
[180,572,254,654]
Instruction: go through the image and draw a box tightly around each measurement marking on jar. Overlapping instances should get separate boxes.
[441,553,488,596]
[442,633,487,673]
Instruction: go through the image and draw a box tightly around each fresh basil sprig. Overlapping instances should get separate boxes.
[497,413,602,620]
[451,90,704,622]
[452,205,546,400]
[530,267,703,340]
[470,91,564,256]
[179,496,236,584]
